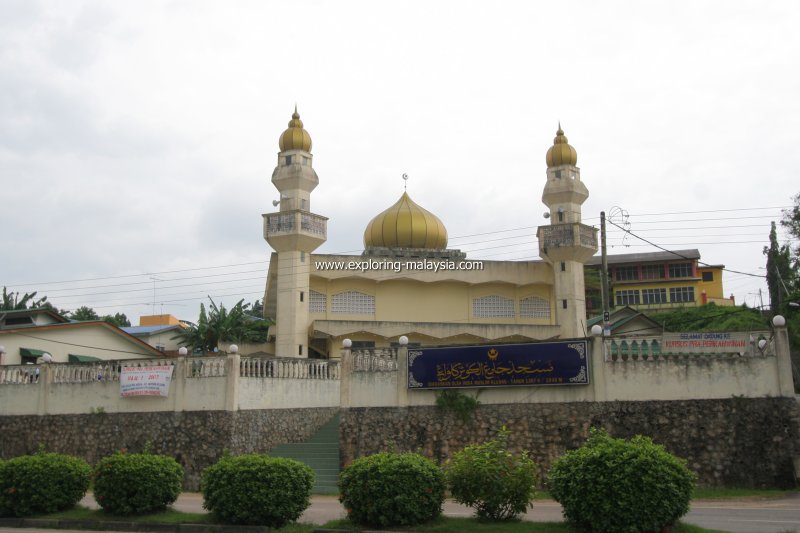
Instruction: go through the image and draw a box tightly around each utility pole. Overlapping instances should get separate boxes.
[600,211,610,335]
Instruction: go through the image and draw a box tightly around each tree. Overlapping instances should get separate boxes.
[245,299,264,319]
[764,221,794,312]
[102,312,131,328]
[69,306,100,321]
[0,287,49,311]
[782,192,800,257]
[172,298,272,354]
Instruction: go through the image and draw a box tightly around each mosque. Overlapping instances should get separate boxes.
[262,110,598,359]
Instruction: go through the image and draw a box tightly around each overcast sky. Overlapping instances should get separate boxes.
[1,0,798,324]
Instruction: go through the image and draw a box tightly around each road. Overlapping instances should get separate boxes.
[1,493,799,533]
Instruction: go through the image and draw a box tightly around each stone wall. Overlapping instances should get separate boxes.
[341,398,800,488]
[0,407,339,490]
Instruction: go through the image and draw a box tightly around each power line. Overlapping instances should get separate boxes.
[605,219,765,279]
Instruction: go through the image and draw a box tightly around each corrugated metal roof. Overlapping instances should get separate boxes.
[586,249,700,266]
[122,325,182,335]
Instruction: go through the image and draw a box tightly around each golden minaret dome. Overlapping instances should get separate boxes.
[545,124,577,168]
[364,192,448,250]
[278,107,312,152]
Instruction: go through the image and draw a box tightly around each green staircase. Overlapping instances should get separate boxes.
[269,414,340,494]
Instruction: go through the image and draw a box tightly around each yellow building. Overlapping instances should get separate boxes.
[585,249,733,314]
[262,112,598,358]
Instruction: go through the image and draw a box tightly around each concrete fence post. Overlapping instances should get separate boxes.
[173,357,186,412]
[225,353,241,411]
[773,316,794,397]
[340,343,353,408]
[590,332,606,402]
[37,363,51,415]
[397,345,409,407]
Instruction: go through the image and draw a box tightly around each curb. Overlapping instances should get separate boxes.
[0,518,271,532]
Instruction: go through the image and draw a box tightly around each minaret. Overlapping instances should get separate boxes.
[537,125,598,337]
[264,108,328,358]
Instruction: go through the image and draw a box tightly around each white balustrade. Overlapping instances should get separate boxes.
[184,356,227,378]
[352,348,399,372]
[0,365,42,385]
[604,333,775,362]
[239,357,340,380]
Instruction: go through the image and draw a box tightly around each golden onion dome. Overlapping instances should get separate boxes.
[545,124,577,168]
[278,107,312,152]
[364,192,448,250]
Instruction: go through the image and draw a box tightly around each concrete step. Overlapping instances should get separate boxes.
[269,413,340,494]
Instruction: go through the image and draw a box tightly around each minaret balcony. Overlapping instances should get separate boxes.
[263,210,328,252]
[537,222,598,263]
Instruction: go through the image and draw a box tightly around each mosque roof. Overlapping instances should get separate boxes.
[278,106,312,152]
[546,124,577,168]
[363,192,448,250]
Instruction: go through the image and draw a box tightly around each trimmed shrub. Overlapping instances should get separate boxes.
[93,452,183,514]
[0,452,91,517]
[201,454,314,527]
[445,427,538,521]
[548,428,696,533]
[339,452,445,528]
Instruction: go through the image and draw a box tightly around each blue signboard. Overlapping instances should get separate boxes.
[407,340,589,389]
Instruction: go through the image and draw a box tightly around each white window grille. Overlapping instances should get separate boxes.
[669,263,692,278]
[643,288,667,304]
[310,290,327,313]
[615,289,641,306]
[520,296,551,319]
[669,286,695,303]
[472,295,515,318]
[332,291,375,315]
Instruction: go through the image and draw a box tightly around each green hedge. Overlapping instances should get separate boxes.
[93,452,183,514]
[0,452,91,517]
[201,454,314,528]
[339,452,445,528]
[445,428,538,521]
[548,428,696,533]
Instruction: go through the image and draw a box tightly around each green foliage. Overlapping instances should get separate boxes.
[201,454,314,527]
[102,312,131,327]
[0,452,91,517]
[69,305,100,321]
[339,452,445,528]
[764,221,795,313]
[782,192,800,258]
[0,287,49,311]
[92,452,183,515]
[650,303,767,332]
[245,298,264,318]
[445,428,538,521]
[435,390,481,423]
[172,298,272,353]
[548,428,696,533]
